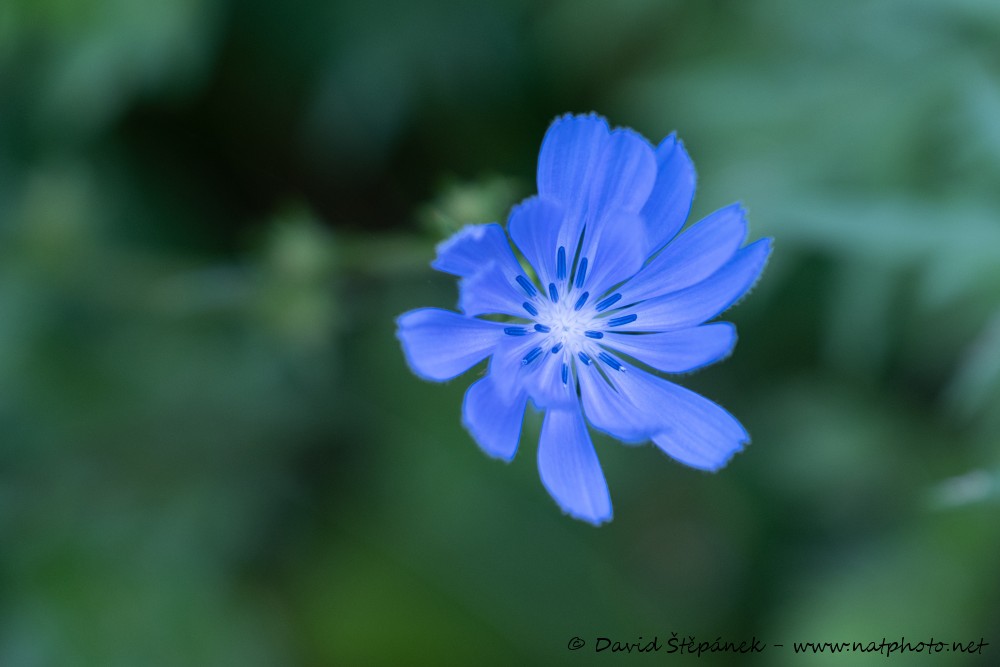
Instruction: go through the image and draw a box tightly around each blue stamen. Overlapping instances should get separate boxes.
[534,324,550,333]
[516,275,537,297]
[561,363,569,385]
[596,293,621,312]
[608,314,637,327]
[577,352,592,366]
[598,351,624,371]
[504,326,529,336]
[584,330,604,339]
[556,246,567,281]
[574,291,589,311]
[548,283,559,303]
[551,343,563,354]
[575,257,588,288]
[522,301,538,317]
[522,347,543,365]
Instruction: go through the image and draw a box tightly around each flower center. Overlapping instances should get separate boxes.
[505,246,634,385]
[537,295,594,350]
[529,251,610,367]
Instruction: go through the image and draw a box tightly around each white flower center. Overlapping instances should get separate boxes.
[505,248,633,383]
[536,294,597,355]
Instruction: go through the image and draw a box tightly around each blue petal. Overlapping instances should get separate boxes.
[578,362,648,443]
[537,114,610,224]
[575,212,648,294]
[431,223,520,277]
[610,364,748,470]
[602,323,737,373]
[462,375,528,461]
[487,332,576,410]
[396,308,504,381]
[537,402,612,525]
[536,114,657,254]
[432,223,530,317]
[610,238,772,332]
[570,128,657,262]
[528,350,577,409]
[458,260,533,317]
[585,127,657,217]
[484,332,544,399]
[649,387,749,471]
[641,133,696,254]
[582,361,748,470]
[507,196,566,288]
[623,203,748,304]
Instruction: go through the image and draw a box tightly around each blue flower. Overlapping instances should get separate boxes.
[397,113,771,525]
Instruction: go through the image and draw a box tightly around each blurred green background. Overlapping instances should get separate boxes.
[2,0,1000,665]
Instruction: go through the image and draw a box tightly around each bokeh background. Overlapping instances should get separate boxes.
[2,0,1000,665]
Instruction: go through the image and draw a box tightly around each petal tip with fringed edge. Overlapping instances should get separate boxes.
[642,131,697,253]
[397,112,772,525]
[461,373,528,462]
[537,404,613,526]
[395,308,504,382]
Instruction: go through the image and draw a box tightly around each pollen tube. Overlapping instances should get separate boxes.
[548,283,559,303]
[584,330,603,339]
[504,327,529,336]
[534,324,551,333]
[557,246,567,281]
[522,301,539,316]
[573,292,589,311]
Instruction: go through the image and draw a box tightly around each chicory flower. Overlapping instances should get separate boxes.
[397,113,771,525]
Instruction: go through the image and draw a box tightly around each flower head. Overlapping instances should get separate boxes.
[397,113,771,525]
